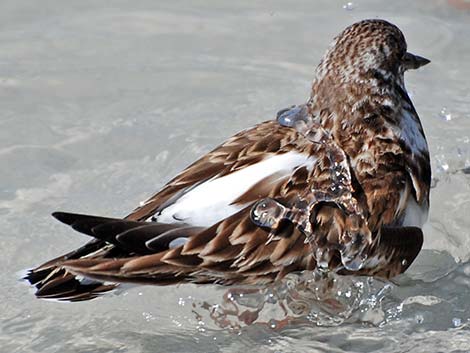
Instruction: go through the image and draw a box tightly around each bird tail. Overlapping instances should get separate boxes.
[23,211,204,301]
[24,239,118,301]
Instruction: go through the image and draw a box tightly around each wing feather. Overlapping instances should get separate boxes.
[26,116,426,300]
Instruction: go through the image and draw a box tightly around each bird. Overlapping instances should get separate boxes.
[25,19,431,301]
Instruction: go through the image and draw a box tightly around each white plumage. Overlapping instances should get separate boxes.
[154,152,317,226]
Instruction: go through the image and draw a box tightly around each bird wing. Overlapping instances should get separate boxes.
[126,120,316,224]
[26,119,321,299]
[52,208,316,286]
[26,116,423,300]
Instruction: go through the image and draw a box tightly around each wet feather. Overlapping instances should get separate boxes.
[25,19,431,301]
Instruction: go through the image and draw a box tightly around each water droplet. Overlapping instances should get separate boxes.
[415,314,424,324]
[169,237,188,249]
[452,317,462,327]
[463,263,470,276]
[268,319,277,329]
[277,105,301,127]
[439,107,452,121]
[142,312,154,322]
[251,198,286,229]
[340,239,368,271]
[342,257,365,271]
[276,105,309,128]
[178,297,185,306]
[342,2,355,10]
[265,291,277,304]
[197,320,206,332]
[172,319,183,327]
[401,259,408,266]
[435,155,450,173]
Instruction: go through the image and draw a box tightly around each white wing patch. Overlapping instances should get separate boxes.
[154,152,316,227]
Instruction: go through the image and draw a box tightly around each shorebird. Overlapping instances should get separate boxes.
[26,19,431,301]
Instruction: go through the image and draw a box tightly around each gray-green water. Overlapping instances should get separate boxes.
[1,0,470,352]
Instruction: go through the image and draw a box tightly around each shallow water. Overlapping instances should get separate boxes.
[1,0,470,352]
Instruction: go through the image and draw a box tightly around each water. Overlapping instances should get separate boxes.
[1,0,470,352]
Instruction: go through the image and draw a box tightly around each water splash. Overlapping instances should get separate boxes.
[342,2,355,11]
[438,107,452,121]
[257,105,374,272]
[276,105,310,127]
[190,272,395,330]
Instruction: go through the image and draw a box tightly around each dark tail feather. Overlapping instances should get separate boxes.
[359,226,423,278]
[25,267,116,302]
[24,218,120,301]
[379,226,423,271]
[24,242,118,301]
[50,211,196,254]
[25,211,198,301]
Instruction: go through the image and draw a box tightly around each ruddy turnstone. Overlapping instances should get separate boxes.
[26,19,431,301]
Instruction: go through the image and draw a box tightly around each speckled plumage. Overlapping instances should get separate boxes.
[25,19,431,301]
[309,20,430,231]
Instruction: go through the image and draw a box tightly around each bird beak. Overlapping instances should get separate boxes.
[403,52,431,70]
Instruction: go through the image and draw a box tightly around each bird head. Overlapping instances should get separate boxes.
[315,19,430,83]
[309,19,430,114]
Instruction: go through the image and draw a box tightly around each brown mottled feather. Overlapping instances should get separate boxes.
[25,19,430,301]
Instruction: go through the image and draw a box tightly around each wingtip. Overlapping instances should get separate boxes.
[380,226,424,273]
[18,268,36,285]
[52,211,75,225]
